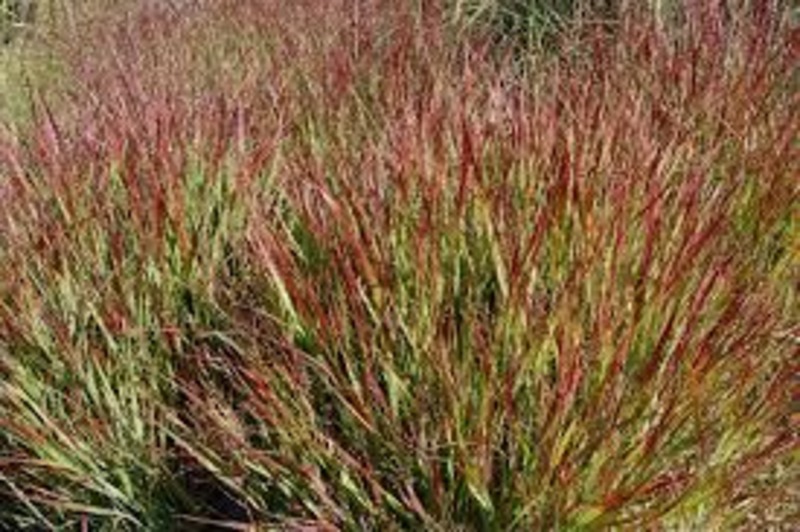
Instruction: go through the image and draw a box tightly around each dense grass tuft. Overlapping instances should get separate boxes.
[0,1,797,529]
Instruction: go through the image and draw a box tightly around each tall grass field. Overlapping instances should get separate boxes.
[0,0,797,529]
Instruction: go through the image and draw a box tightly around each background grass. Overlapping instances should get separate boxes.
[0,0,797,529]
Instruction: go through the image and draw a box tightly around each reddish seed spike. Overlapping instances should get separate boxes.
[637,304,680,386]
[668,261,729,378]
[695,292,743,366]
[455,115,474,218]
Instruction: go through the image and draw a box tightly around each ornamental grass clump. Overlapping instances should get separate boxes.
[175,1,798,528]
[0,3,283,525]
[0,94,277,528]
[0,0,797,529]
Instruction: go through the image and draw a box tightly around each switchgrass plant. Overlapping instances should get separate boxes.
[0,6,282,521]
[0,0,797,528]
[0,99,273,527]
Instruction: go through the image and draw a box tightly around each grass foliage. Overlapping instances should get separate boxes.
[0,0,797,529]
